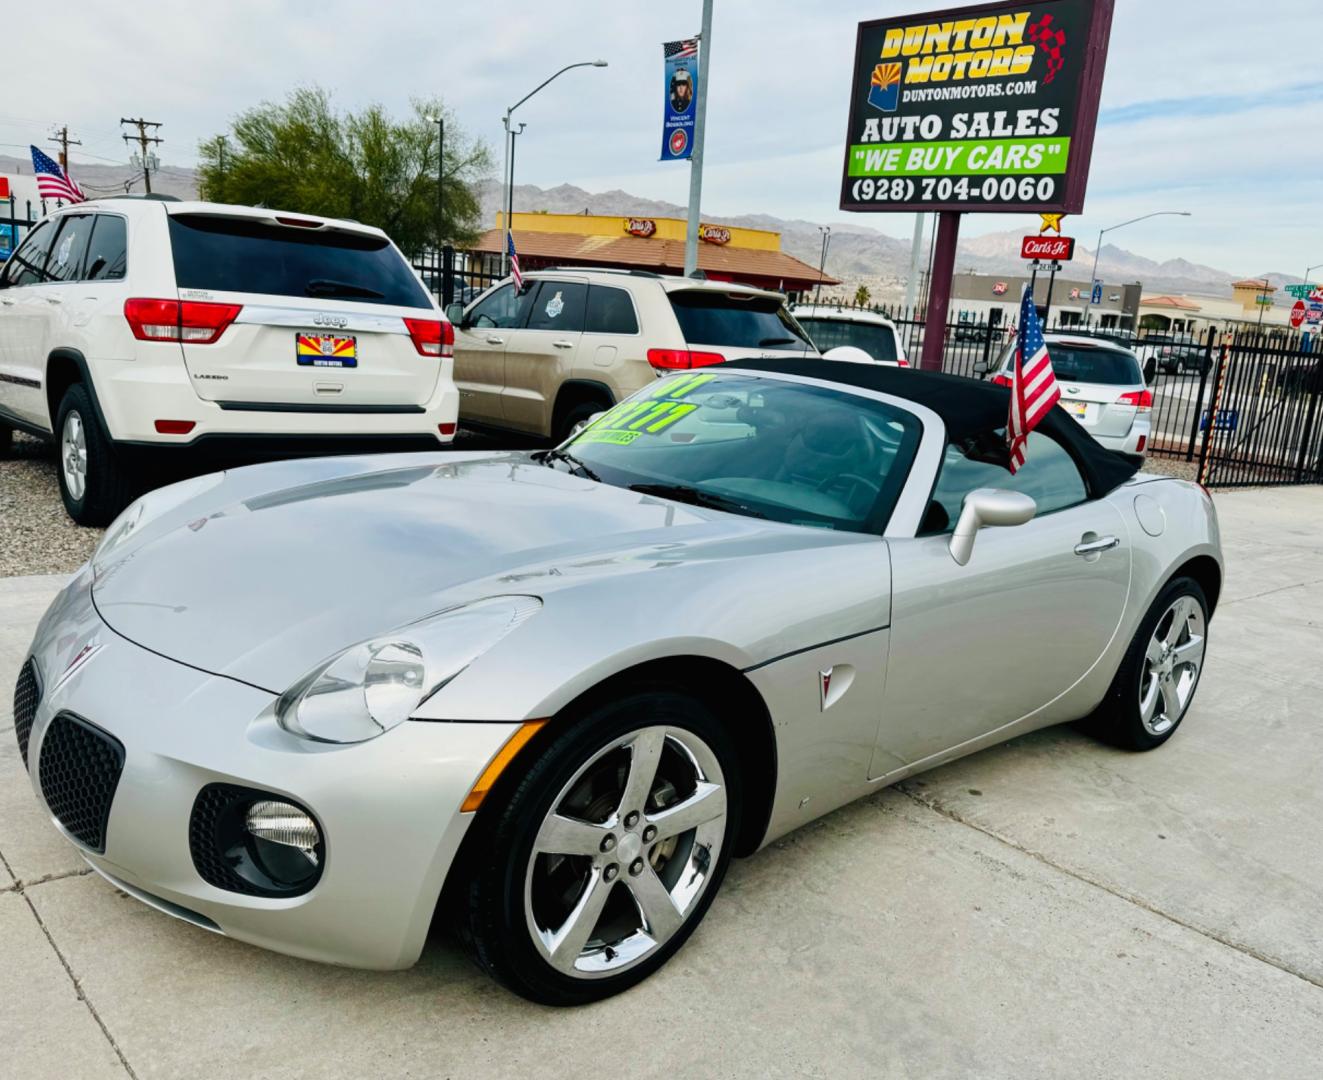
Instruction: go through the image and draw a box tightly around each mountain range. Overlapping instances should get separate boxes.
[1,155,1290,304]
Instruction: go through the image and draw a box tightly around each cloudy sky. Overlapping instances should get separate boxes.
[3,0,1315,274]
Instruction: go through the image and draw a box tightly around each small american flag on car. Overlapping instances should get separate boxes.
[1006,285,1061,474]
[664,39,698,59]
[507,232,523,292]
[30,145,85,204]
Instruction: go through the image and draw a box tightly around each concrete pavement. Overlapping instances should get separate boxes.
[2,490,1322,1078]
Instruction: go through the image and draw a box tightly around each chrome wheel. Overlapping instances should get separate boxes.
[1139,594,1206,736]
[61,411,88,501]
[523,725,727,979]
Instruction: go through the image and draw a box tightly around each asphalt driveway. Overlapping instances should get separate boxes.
[2,487,1321,1079]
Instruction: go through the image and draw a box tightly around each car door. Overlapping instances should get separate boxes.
[452,282,528,426]
[501,277,588,436]
[873,429,1131,775]
[0,219,60,428]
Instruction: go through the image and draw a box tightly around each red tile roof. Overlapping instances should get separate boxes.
[470,228,839,288]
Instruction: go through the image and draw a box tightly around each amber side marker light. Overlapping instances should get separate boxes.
[460,720,548,813]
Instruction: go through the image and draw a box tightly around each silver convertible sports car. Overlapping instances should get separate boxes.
[14,360,1222,1005]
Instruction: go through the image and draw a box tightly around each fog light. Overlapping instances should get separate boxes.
[246,800,320,862]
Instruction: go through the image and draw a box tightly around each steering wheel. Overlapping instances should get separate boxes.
[818,473,882,513]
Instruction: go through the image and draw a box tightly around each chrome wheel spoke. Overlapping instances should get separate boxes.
[1139,675,1162,724]
[1162,597,1191,645]
[619,727,666,814]
[534,813,611,858]
[647,781,725,842]
[1171,634,1204,670]
[626,865,684,943]
[546,869,614,974]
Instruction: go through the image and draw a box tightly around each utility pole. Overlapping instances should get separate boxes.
[814,226,831,306]
[217,135,228,174]
[683,0,714,278]
[50,126,81,171]
[120,118,163,194]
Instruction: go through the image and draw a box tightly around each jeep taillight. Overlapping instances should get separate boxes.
[405,318,454,358]
[647,348,726,371]
[124,298,242,344]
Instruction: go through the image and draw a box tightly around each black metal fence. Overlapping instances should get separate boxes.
[1,198,42,259]
[410,245,503,308]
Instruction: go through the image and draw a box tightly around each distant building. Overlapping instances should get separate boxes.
[947,271,1142,331]
[1138,281,1290,335]
[468,212,838,296]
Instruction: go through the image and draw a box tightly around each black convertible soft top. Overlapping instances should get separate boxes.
[725,358,1140,498]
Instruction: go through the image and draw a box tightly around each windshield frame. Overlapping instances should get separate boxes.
[559,369,934,537]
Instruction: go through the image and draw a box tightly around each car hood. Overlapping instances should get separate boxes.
[91,451,837,692]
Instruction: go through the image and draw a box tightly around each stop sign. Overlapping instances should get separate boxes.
[1291,301,1307,328]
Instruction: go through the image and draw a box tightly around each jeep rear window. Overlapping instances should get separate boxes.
[668,291,812,351]
[167,214,430,308]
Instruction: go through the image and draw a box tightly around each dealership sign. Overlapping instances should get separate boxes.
[840,0,1114,213]
[1021,234,1075,260]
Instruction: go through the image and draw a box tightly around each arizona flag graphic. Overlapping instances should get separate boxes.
[296,334,357,367]
[868,63,902,112]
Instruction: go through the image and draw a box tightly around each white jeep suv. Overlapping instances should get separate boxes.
[0,196,458,524]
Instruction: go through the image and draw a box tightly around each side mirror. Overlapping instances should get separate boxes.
[949,488,1037,566]
[444,302,466,326]
[972,357,991,375]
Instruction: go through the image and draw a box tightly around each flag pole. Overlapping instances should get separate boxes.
[684,0,714,278]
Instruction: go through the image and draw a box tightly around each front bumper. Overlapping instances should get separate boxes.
[19,567,516,969]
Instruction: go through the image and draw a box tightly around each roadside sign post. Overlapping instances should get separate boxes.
[840,0,1116,370]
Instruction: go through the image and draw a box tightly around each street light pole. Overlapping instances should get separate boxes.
[683,0,715,278]
[1081,210,1191,327]
[814,226,831,307]
[500,59,608,274]
[426,115,445,248]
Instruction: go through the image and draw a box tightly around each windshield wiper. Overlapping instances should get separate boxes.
[538,448,601,482]
[628,483,766,519]
[305,278,385,300]
[758,336,799,347]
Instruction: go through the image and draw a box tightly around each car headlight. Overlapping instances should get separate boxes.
[275,596,541,744]
[93,472,226,570]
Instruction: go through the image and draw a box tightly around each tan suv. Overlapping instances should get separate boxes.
[446,268,818,442]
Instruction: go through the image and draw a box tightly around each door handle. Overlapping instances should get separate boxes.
[552,340,575,350]
[485,335,505,346]
[0,298,14,306]
[44,297,62,305]
[1074,535,1120,557]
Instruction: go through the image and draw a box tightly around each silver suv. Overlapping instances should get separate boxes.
[986,332,1152,456]
[448,268,819,442]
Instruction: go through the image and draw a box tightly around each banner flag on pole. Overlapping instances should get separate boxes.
[660,39,699,161]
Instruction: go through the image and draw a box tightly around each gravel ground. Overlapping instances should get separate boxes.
[0,432,103,576]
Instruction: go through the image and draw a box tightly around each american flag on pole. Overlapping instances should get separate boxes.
[1006,285,1061,473]
[507,232,524,291]
[664,39,699,59]
[30,145,85,204]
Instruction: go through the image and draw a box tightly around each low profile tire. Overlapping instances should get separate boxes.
[554,401,606,444]
[458,688,741,1005]
[55,383,133,526]
[1088,576,1209,751]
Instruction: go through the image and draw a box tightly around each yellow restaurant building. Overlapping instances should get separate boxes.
[469,212,838,297]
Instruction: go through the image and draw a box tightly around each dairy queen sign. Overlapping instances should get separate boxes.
[992,281,1009,295]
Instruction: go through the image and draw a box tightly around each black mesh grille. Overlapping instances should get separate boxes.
[37,713,125,853]
[13,658,40,768]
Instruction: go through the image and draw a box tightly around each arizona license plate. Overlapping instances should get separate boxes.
[296,334,357,368]
[1063,400,1088,418]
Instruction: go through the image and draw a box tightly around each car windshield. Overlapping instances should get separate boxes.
[556,372,922,532]
[668,291,813,351]
[797,317,899,362]
[1005,343,1143,386]
[167,214,431,308]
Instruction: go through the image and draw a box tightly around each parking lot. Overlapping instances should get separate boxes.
[3,484,1321,1078]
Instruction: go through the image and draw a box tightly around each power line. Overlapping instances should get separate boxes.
[120,117,162,194]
